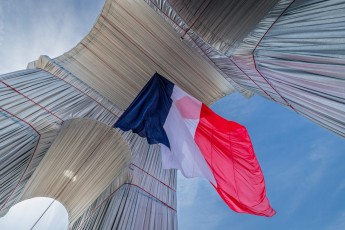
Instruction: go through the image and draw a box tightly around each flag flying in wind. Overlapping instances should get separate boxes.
[115,73,275,217]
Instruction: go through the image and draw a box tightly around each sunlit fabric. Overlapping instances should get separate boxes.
[146,0,345,137]
[0,67,120,217]
[0,0,345,228]
[253,0,345,137]
[116,73,275,217]
[0,65,177,229]
[39,0,234,110]
[71,144,177,229]
[20,119,131,223]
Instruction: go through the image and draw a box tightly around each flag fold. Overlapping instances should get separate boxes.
[115,73,275,217]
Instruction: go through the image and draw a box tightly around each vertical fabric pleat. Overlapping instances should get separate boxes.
[146,0,345,137]
[2,0,345,228]
[0,65,177,229]
[70,139,177,230]
[51,0,233,110]
[0,66,119,216]
[167,0,280,55]
[253,0,345,136]
[19,119,131,223]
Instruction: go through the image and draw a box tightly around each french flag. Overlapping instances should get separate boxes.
[115,73,275,217]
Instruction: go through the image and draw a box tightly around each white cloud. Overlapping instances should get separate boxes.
[284,165,324,217]
[278,135,342,220]
[0,0,102,75]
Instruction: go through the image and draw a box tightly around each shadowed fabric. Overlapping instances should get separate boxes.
[145,0,345,137]
[0,67,120,218]
[0,0,345,228]
[167,0,280,55]
[253,0,345,136]
[0,68,177,229]
[19,119,131,223]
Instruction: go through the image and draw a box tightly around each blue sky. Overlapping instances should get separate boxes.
[178,93,345,230]
[0,0,104,74]
[1,0,345,229]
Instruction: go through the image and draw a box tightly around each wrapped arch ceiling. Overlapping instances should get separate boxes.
[28,0,235,110]
[0,0,344,229]
[29,0,345,136]
[20,119,131,223]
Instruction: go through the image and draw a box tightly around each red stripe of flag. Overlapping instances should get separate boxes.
[195,104,275,217]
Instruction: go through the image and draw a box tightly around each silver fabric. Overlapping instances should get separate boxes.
[0,63,177,229]
[144,0,255,98]
[50,0,234,109]
[70,143,177,229]
[166,0,280,56]
[254,0,345,136]
[1,0,345,229]
[146,0,345,137]
[0,67,119,217]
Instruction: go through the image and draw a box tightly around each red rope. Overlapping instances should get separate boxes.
[252,0,297,112]
[130,163,176,192]
[1,81,64,122]
[0,68,118,211]
[0,108,41,211]
[181,0,213,39]
[76,182,176,230]
[38,68,119,118]
[149,0,284,104]
[253,0,296,52]
[152,0,297,111]
[125,183,176,211]
[229,59,277,102]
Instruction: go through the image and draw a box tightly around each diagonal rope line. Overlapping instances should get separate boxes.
[28,127,113,230]
[30,200,55,230]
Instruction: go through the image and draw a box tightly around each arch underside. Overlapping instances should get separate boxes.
[0,67,177,229]
[0,0,344,229]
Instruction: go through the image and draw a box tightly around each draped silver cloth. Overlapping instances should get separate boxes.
[0,66,121,216]
[20,119,132,223]
[0,0,344,229]
[0,63,177,229]
[253,0,345,136]
[146,0,345,137]
[46,0,234,110]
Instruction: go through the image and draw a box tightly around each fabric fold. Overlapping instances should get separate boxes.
[115,73,275,217]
